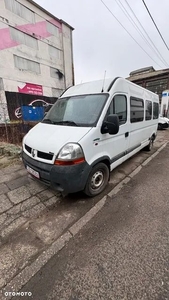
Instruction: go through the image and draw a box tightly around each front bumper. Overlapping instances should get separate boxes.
[22,151,91,194]
[158,122,169,129]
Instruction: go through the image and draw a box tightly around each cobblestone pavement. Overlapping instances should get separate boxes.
[0,164,61,244]
[0,130,168,292]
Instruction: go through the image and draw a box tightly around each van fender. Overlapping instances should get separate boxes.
[90,156,111,180]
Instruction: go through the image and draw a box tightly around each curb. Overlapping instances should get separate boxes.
[1,141,168,299]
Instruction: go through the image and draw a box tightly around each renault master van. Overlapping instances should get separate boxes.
[22,78,159,196]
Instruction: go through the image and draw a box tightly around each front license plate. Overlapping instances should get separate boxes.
[26,166,40,179]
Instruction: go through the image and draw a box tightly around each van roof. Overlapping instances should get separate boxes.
[61,77,159,100]
[61,78,120,97]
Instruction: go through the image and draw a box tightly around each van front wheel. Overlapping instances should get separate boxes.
[84,163,109,197]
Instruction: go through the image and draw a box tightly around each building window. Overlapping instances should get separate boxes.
[130,97,144,123]
[145,100,152,120]
[4,0,35,23]
[50,67,59,78]
[10,27,38,49]
[106,95,127,125]
[153,102,159,119]
[47,21,59,37]
[48,45,61,59]
[14,55,40,74]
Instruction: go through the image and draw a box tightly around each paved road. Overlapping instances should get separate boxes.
[13,140,169,299]
[0,130,169,298]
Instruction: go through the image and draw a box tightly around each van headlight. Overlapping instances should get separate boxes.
[54,143,85,165]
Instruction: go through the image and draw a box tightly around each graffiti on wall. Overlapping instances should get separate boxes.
[6,92,56,121]
[0,19,62,50]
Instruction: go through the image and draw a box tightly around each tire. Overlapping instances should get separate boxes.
[84,163,109,197]
[145,138,153,151]
[158,123,163,130]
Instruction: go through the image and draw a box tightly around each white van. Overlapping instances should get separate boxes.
[22,78,159,196]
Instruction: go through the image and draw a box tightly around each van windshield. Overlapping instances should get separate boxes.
[42,94,108,127]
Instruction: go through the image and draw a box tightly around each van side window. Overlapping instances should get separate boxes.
[106,95,127,125]
[130,97,144,123]
[145,100,152,120]
[153,102,159,119]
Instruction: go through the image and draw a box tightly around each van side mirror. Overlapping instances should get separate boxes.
[101,114,119,134]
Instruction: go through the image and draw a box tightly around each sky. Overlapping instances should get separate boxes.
[35,0,169,84]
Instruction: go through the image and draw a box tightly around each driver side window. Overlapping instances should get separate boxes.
[106,95,127,125]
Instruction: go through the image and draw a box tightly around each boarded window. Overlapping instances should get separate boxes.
[50,67,59,78]
[48,45,61,59]
[10,27,38,49]
[47,21,59,37]
[14,55,40,74]
[5,0,35,23]
[130,97,144,123]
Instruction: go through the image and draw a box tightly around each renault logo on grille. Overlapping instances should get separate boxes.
[32,149,35,157]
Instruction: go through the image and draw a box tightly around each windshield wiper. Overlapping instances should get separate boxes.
[42,119,54,124]
[54,121,78,126]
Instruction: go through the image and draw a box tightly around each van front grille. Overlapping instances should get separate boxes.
[25,144,54,161]
[37,151,53,160]
[25,144,32,154]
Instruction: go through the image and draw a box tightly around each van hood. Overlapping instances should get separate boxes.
[24,122,92,154]
[159,116,169,124]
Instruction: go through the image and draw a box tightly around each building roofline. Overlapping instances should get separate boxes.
[126,68,169,81]
[28,0,74,30]
[129,66,155,76]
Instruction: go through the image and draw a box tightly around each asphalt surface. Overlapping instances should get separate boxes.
[0,131,168,298]
[14,142,169,300]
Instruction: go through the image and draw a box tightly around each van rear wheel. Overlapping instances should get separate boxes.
[84,163,109,197]
[145,138,153,151]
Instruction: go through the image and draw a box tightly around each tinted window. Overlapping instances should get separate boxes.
[130,97,144,123]
[153,102,159,119]
[106,95,127,125]
[145,100,152,120]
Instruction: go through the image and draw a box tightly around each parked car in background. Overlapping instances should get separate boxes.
[158,114,169,130]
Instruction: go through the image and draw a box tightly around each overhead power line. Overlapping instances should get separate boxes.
[141,0,169,51]
[123,0,169,67]
[115,0,168,67]
[100,0,163,68]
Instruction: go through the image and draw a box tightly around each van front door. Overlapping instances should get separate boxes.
[101,94,130,170]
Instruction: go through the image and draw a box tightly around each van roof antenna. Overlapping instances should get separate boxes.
[101,70,106,92]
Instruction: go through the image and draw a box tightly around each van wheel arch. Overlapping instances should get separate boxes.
[84,160,110,197]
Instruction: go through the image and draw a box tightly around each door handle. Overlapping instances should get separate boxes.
[125,132,129,137]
